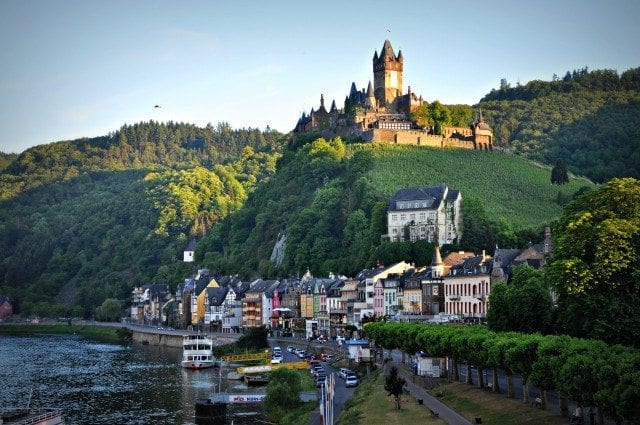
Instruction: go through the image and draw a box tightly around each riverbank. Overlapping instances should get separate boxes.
[0,323,131,344]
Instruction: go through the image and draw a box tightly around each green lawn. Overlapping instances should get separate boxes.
[337,371,446,425]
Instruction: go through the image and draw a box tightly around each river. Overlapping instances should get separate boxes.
[0,334,266,424]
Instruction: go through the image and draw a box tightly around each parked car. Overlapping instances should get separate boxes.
[345,374,359,387]
[286,346,295,353]
[338,368,352,379]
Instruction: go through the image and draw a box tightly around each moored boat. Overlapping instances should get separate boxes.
[244,374,269,386]
[1,407,64,425]
[181,334,216,369]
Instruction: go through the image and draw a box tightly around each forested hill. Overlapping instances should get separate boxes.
[196,139,593,279]
[0,121,284,318]
[479,67,640,183]
[0,121,282,201]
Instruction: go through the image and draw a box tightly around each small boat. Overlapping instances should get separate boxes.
[244,374,269,386]
[1,390,63,425]
[1,407,64,425]
[181,334,217,369]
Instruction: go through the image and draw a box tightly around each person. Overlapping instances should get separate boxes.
[572,406,583,424]
[534,396,542,408]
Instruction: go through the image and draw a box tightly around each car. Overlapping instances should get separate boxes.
[297,350,307,359]
[286,346,295,353]
[345,374,359,387]
[271,356,283,364]
[338,368,352,379]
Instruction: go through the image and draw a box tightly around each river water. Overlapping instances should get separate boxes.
[0,334,266,424]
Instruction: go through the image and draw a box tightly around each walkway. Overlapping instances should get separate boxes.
[386,361,472,425]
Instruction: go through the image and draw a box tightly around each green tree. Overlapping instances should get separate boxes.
[548,177,640,347]
[384,366,406,410]
[487,265,553,333]
[551,159,569,185]
[430,101,451,135]
[94,298,122,322]
[264,368,302,421]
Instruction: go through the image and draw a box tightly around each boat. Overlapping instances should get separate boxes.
[1,390,63,425]
[244,374,270,386]
[1,407,64,425]
[181,334,217,369]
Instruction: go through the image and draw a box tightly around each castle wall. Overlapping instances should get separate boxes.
[364,129,476,150]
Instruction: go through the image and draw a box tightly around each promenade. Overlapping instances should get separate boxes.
[384,360,472,425]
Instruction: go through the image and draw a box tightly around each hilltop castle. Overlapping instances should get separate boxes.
[294,40,493,150]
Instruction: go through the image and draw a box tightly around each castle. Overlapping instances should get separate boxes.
[294,40,493,150]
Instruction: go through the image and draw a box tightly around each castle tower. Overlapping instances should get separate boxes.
[373,40,404,107]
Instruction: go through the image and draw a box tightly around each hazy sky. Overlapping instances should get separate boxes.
[1,0,639,153]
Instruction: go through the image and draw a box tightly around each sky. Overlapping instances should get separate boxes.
[1,0,639,154]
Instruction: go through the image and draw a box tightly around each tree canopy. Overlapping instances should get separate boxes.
[548,177,640,347]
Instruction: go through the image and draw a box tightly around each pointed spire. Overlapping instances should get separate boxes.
[366,80,374,96]
[381,39,396,60]
[330,99,337,112]
[373,50,379,61]
[397,49,403,61]
[349,82,358,97]
[431,245,444,278]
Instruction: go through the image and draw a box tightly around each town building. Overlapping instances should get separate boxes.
[444,252,492,319]
[386,185,462,245]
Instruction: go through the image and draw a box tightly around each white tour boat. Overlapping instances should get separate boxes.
[181,334,216,369]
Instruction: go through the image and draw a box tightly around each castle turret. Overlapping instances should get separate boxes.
[373,39,404,107]
[472,109,493,150]
[319,94,327,112]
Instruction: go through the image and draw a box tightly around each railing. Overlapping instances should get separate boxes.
[219,352,271,363]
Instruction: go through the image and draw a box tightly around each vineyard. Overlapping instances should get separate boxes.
[362,144,594,229]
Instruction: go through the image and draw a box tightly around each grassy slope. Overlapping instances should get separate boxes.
[364,144,594,229]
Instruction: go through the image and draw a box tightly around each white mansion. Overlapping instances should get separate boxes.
[386,185,461,245]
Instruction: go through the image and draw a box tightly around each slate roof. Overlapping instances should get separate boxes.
[184,239,197,252]
[449,254,491,276]
[206,286,229,306]
[388,185,456,211]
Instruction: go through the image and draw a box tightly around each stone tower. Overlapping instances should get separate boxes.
[373,39,403,107]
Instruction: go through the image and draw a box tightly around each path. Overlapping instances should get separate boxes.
[387,361,472,425]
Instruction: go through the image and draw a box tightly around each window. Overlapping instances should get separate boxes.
[391,214,397,221]
[400,214,406,221]
[392,229,397,234]
[419,213,426,220]
[414,202,419,208]
[410,213,415,221]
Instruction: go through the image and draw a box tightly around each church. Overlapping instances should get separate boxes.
[294,40,493,150]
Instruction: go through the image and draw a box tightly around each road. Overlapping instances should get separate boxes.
[268,338,356,425]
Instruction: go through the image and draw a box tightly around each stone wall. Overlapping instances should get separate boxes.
[131,330,236,348]
[364,129,476,150]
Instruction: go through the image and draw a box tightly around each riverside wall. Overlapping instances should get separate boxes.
[131,330,237,348]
